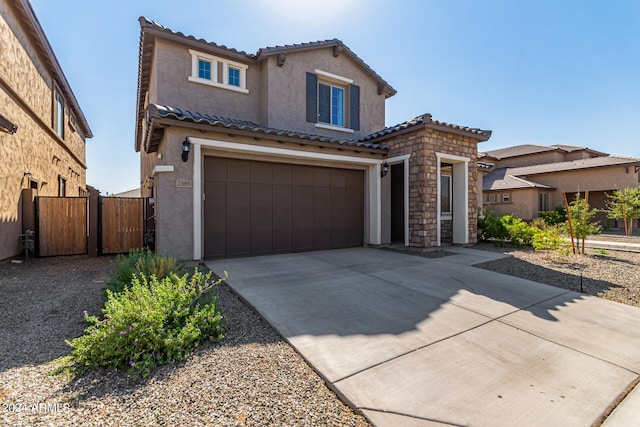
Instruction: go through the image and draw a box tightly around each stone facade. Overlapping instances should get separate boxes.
[0,0,91,260]
[386,126,480,248]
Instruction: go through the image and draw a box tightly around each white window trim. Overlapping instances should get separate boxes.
[188,49,249,94]
[314,69,353,85]
[441,171,453,219]
[315,122,354,134]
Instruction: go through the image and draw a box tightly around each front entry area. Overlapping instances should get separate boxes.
[203,157,364,258]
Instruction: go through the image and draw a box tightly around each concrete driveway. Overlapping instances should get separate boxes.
[206,247,640,426]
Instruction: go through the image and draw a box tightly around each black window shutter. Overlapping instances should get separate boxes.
[306,72,318,123]
[350,84,360,131]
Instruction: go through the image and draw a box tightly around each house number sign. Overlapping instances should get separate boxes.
[176,180,192,188]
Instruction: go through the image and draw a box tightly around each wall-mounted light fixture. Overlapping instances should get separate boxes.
[181,139,191,162]
[381,162,389,178]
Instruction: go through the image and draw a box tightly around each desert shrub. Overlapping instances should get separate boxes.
[501,215,538,247]
[538,206,567,226]
[532,225,569,258]
[478,209,509,245]
[106,248,183,295]
[68,269,225,378]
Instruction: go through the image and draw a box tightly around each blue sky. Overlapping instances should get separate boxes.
[30,0,640,195]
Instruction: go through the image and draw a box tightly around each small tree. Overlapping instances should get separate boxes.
[566,193,600,254]
[604,187,640,237]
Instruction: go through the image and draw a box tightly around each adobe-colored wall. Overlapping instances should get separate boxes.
[262,49,386,138]
[152,38,263,123]
[527,166,639,196]
[484,189,539,220]
[385,127,479,247]
[0,4,87,260]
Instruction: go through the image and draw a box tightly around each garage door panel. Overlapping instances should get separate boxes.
[204,157,364,258]
[204,157,228,181]
[228,159,251,182]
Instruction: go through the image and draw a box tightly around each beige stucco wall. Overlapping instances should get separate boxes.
[262,49,386,138]
[0,3,87,260]
[526,166,639,196]
[484,189,540,220]
[149,37,387,141]
[152,38,263,123]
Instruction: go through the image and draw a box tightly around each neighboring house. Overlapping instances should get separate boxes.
[481,144,640,224]
[135,17,491,260]
[111,188,142,198]
[0,0,92,261]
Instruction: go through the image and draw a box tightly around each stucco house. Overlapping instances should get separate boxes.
[135,17,491,260]
[481,144,640,224]
[0,0,92,261]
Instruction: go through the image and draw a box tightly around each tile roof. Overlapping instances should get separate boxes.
[483,168,554,191]
[256,39,396,98]
[479,144,608,160]
[480,144,558,159]
[361,114,492,142]
[138,17,255,60]
[483,155,640,191]
[505,156,640,176]
[146,104,390,152]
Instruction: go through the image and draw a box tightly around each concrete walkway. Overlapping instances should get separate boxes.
[206,247,640,426]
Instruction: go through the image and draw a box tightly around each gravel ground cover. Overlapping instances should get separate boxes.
[0,256,369,427]
[474,242,640,307]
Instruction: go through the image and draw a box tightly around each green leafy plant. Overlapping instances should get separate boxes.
[566,193,600,255]
[532,224,569,259]
[69,269,226,378]
[105,248,183,295]
[538,206,567,226]
[604,187,640,237]
[477,209,510,245]
[501,214,538,247]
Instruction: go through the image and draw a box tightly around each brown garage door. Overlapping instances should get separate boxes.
[204,157,364,258]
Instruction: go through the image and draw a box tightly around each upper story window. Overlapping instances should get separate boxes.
[318,83,344,127]
[306,70,359,134]
[53,90,64,139]
[188,49,249,94]
[198,59,211,80]
[58,176,66,197]
[228,66,240,87]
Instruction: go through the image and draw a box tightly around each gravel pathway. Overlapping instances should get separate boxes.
[0,256,369,427]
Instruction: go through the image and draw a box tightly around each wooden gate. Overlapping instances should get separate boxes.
[36,197,87,256]
[100,197,144,254]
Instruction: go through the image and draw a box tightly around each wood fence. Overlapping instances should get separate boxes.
[36,197,87,256]
[35,193,149,257]
[100,197,144,254]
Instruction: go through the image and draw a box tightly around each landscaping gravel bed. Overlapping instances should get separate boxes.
[474,243,640,307]
[0,256,369,427]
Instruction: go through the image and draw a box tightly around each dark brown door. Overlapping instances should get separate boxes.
[204,157,364,258]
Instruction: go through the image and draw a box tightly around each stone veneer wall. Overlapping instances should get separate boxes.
[386,127,479,248]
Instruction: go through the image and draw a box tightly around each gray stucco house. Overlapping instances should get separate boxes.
[135,17,492,260]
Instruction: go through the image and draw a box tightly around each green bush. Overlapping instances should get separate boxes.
[501,214,538,247]
[106,248,183,295]
[532,225,569,258]
[478,209,510,245]
[538,206,567,226]
[68,269,225,378]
